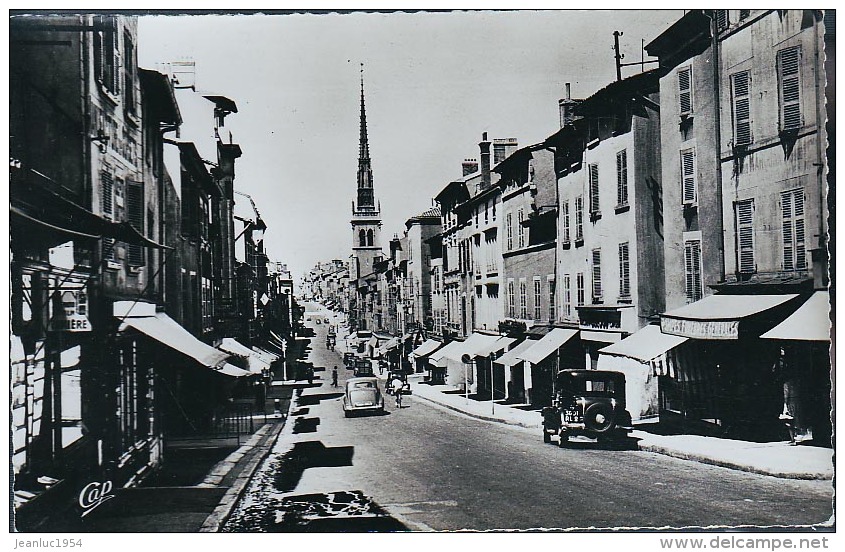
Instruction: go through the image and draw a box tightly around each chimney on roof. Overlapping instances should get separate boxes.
[559,82,578,127]
[479,132,491,190]
[462,158,479,176]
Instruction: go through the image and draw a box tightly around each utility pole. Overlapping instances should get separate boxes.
[613,30,659,81]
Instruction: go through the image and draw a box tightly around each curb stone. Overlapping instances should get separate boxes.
[199,400,297,532]
[636,443,832,481]
[415,388,831,481]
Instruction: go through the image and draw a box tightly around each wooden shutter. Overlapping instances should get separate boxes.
[684,240,702,303]
[716,10,729,31]
[778,46,801,131]
[126,181,144,266]
[563,274,571,316]
[591,248,602,301]
[101,171,114,216]
[575,196,584,240]
[732,71,752,146]
[562,201,570,243]
[681,149,697,205]
[589,163,600,214]
[782,189,807,270]
[678,67,692,115]
[576,272,585,306]
[618,242,630,298]
[616,150,628,206]
[736,200,755,273]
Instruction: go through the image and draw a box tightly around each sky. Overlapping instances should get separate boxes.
[137,9,684,280]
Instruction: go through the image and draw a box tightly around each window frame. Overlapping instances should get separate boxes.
[777,45,802,133]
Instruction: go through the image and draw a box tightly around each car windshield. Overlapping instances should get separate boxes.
[351,381,375,389]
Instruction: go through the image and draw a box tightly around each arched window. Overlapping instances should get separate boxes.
[359,229,366,247]
[366,229,374,246]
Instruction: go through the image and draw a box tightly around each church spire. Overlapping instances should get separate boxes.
[357,63,375,209]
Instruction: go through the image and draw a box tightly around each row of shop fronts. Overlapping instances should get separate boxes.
[396,288,830,446]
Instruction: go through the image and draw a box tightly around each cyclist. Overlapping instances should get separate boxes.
[391,376,405,408]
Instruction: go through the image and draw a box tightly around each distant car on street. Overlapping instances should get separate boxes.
[343,352,357,369]
[342,377,385,417]
[542,369,633,446]
[354,358,375,377]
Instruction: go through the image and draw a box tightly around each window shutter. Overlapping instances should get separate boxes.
[533,279,541,320]
[563,274,571,316]
[126,181,144,266]
[506,212,513,250]
[681,149,697,204]
[101,171,114,216]
[716,10,729,31]
[575,196,584,240]
[778,46,801,131]
[562,201,570,243]
[678,67,692,115]
[732,71,752,146]
[736,200,755,273]
[576,272,585,306]
[616,150,628,206]
[589,163,600,214]
[684,240,702,303]
[591,248,602,301]
[618,242,630,297]
[782,189,807,270]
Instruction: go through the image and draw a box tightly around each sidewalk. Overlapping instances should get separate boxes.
[78,413,290,532]
[409,380,834,481]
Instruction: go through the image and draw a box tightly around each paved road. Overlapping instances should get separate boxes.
[225,305,833,531]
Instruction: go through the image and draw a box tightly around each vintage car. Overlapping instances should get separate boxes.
[541,369,633,446]
[343,352,357,369]
[354,358,375,377]
[342,377,385,417]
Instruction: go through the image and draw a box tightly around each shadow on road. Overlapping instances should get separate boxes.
[274,441,355,493]
[268,490,409,533]
[553,437,640,451]
[297,392,344,406]
[292,417,321,434]
[291,407,310,417]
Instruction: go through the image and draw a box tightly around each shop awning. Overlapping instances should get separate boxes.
[473,336,516,359]
[495,339,538,367]
[411,339,442,358]
[518,328,579,364]
[599,324,688,363]
[761,291,831,342]
[270,331,287,346]
[61,345,81,369]
[428,333,498,368]
[252,346,279,364]
[367,336,379,348]
[378,338,400,355]
[428,340,462,367]
[661,294,798,340]
[118,310,247,376]
[218,338,270,374]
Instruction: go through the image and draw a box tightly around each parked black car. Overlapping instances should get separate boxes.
[541,369,633,446]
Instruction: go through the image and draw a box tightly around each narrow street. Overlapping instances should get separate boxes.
[223,304,833,532]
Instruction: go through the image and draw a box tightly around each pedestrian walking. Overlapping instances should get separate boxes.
[332,366,339,387]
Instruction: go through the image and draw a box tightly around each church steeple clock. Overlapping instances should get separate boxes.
[351,64,382,278]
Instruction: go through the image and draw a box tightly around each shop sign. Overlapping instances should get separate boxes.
[49,287,91,332]
[661,317,739,340]
[78,479,114,517]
